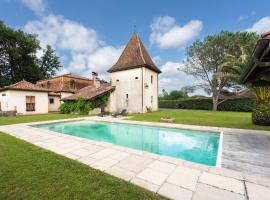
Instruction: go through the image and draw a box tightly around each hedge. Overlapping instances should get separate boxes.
[159,98,255,112]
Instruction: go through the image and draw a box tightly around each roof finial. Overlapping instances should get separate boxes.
[133,25,137,35]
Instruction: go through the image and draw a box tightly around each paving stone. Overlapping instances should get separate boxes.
[193,183,245,200]
[199,172,244,195]
[131,177,159,193]
[137,168,168,185]
[109,152,130,161]
[116,155,153,173]
[71,148,93,157]
[147,160,176,174]
[89,149,116,160]
[77,156,97,165]
[91,158,119,171]
[209,167,244,180]
[105,166,136,181]
[167,165,200,191]
[158,182,192,200]
[245,173,270,187]
[184,161,209,171]
[83,144,103,153]
[64,153,80,160]
[246,182,270,200]
[158,155,184,165]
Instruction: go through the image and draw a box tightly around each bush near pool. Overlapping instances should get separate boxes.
[159,98,255,112]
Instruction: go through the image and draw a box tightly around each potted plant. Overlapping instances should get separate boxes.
[252,87,270,126]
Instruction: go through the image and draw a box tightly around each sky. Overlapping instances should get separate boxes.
[1,0,270,94]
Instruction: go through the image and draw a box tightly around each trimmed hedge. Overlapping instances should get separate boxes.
[159,98,255,112]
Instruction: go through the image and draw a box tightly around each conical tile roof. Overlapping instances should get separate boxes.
[108,34,161,73]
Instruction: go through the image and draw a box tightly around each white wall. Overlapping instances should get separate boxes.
[0,90,48,114]
[108,67,159,113]
[143,67,159,112]
[109,68,143,113]
[48,96,61,112]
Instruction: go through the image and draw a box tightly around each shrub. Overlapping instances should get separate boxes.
[159,98,255,112]
[252,103,270,126]
[59,95,109,115]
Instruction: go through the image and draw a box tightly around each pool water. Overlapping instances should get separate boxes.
[34,121,220,166]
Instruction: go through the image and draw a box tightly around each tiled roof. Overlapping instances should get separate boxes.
[36,74,92,93]
[37,73,91,82]
[62,83,115,101]
[0,80,50,92]
[108,34,161,73]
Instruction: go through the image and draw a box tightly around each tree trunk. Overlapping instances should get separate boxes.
[212,93,219,111]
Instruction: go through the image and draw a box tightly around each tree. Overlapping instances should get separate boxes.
[39,45,62,79]
[0,20,62,87]
[182,31,259,111]
[159,88,189,100]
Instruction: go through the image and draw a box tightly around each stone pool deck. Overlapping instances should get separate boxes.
[0,116,270,200]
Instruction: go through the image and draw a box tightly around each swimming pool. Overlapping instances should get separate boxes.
[33,121,220,166]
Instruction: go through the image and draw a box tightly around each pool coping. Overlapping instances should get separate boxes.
[1,116,270,199]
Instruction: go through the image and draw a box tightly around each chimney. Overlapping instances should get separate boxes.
[92,72,100,88]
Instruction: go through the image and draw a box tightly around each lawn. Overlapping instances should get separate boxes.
[0,114,84,125]
[129,109,270,131]
[0,132,164,200]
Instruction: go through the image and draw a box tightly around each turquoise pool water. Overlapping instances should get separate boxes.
[34,121,220,166]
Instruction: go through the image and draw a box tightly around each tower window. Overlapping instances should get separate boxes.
[126,94,128,99]
[116,79,119,82]
[151,75,153,84]
[151,96,153,104]
[135,77,138,80]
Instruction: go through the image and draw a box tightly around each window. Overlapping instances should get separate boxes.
[26,96,35,111]
[151,75,153,84]
[135,77,138,80]
[116,79,119,82]
[151,96,153,104]
[49,98,54,104]
[2,93,6,96]
[70,80,75,89]
[126,94,128,99]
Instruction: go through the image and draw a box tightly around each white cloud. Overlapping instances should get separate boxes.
[21,0,45,15]
[246,16,270,34]
[159,61,197,92]
[23,14,123,81]
[150,16,203,49]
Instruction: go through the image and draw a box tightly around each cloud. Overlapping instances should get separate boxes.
[159,61,197,92]
[246,16,270,34]
[238,11,256,21]
[24,14,123,81]
[21,0,45,15]
[150,16,203,49]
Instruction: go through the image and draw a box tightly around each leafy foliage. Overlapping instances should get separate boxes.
[39,45,62,79]
[159,98,255,112]
[182,31,259,111]
[159,88,189,100]
[252,103,270,126]
[60,95,109,115]
[0,20,62,87]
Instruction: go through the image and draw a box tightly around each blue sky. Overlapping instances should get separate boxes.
[1,0,270,94]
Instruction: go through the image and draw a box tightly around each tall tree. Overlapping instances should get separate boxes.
[39,45,62,79]
[0,20,41,87]
[182,31,259,111]
[0,20,62,87]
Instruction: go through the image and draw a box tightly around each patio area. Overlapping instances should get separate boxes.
[0,116,270,200]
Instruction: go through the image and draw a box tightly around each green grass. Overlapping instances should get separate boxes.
[129,109,270,131]
[0,114,84,125]
[0,132,165,200]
